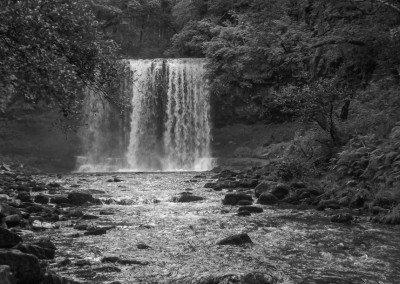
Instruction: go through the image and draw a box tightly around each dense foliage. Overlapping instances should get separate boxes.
[0,0,126,118]
[169,0,400,130]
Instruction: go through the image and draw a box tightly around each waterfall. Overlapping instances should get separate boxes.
[77,58,212,172]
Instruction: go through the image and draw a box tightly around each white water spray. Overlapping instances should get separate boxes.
[77,59,212,172]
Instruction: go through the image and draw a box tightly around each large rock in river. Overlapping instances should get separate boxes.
[67,192,95,206]
[0,249,44,284]
[216,233,252,246]
[270,183,290,200]
[0,228,22,248]
[257,193,278,205]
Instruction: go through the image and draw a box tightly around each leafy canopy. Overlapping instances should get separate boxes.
[0,0,125,117]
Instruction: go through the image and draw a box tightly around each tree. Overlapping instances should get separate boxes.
[0,0,126,118]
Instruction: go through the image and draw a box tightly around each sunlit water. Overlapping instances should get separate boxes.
[30,173,400,283]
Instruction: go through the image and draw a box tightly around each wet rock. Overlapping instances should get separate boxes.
[0,194,10,203]
[67,192,95,206]
[238,206,263,213]
[237,200,253,206]
[0,203,21,216]
[316,200,340,211]
[99,210,114,215]
[204,182,217,189]
[15,185,30,192]
[31,186,46,192]
[51,196,70,205]
[15,243,55,259]
[83,228,107,236]
[222,194,252,206]
[117,259,149,266]
[257,193,278,205]
[216,180,239,189]
[101,256,120,263]
[216,233,252,246]
[65,210,84,218]
[331,213,354,224]
[0,228,22,248]
[117,199,136,205]
[81,214,98,220]
[0,265,15,284]
[101,256,149,266]
[137,243,151,249]
[270,183,290,200]
[237,179,259,188]
[34,194,49,204]
[43,270,81,284]
[16,193,31,203]
[74,259,90,267]
[57,258,71,267]
[4,215,21,228]
[172,193,204,203]
[254,182,276,198]
[0,249,44,284]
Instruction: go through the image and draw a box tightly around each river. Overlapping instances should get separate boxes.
[28,172,400,284]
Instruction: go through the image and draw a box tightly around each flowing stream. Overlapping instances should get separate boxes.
[77,59,212,172]
[29,172,400,284]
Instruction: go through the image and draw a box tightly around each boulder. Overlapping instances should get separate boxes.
[83,229,107,236]
[15,244,55,259]
[51,196,70,205]
[16,193,31,203]
[257,193,278,205]
[0,265,16,284]
[172,193,204,203]
[222,194,252,206]
[270,183,290,200]
[0,203,21,216]
[238,206,263,213]
[0,228,22,248]
[254,182,276,198]
[0,249,44,284]
[4,215,21,228]
[67,192,95,206]
[237,179,259,188]
[215,180,239,189]
[216,233,252,246]
[34,195,49,204]
[204,183,217,189]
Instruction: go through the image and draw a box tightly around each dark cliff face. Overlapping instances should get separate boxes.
[92,1,176,59]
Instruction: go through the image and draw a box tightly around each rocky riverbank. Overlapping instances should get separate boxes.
[0,163,399,283]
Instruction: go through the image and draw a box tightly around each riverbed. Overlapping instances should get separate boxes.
[28,172,400,283]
